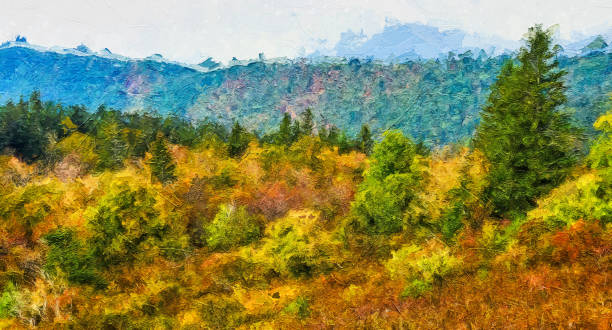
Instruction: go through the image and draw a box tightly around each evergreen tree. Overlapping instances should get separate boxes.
[300,108,314,136]
[149,133,177,184]
[324,125,340,146]
[0,94,48,162]
[290,120,301,142]
[337,130,352,154]
[96,118,128,170]
[67,105,90,133]
[228,122,250,158]
[474,25,581,217]
[277,112,293,145]
[358,124,374,155]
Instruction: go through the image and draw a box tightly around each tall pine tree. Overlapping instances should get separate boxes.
[228,122,250,158]
[474,25,581,217]
[149,133,177,184]
[300,108,314,136]
[358,124,374,155]
[276,112,293,145]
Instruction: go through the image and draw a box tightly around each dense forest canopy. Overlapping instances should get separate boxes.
[0,25,611,328]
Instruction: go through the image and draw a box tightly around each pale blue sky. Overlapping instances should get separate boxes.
[2,0,612,63]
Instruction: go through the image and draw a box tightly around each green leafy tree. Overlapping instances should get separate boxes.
[352,130,423,234]
[88,185,166,266]
[44,227,107,289]
[205,204,261,251]
[368,130,419,181]
[149,133,177,184]
[474,25,581,217]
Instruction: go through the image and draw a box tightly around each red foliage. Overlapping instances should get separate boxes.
[551,220,611,264]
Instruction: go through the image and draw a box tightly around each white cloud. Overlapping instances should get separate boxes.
[0,0,611,63]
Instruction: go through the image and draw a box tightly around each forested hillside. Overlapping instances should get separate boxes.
[1,38,612,145]
[0,26,611,328]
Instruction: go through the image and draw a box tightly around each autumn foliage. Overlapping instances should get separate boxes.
[0,26,611,329]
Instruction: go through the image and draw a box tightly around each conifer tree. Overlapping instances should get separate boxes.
[228,122,250,158]
[149,133,177,184]
[290,120,301,142]
[474,25,581,217]
[359,124,374,155]
[96,118,128,170]
[277,112,292,145]
[300,108,314,136]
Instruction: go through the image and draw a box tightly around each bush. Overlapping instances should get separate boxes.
[54,132,98,170]
[205,204,261,251]
[241,210,338,278]
[44,227,107,289]
[402,279,432,298]
[199,295,246,329]
[88,183,166,266]
[0,282,19,319]
[386,244,462,298]
[353,173,418,234]
[284,296,310,319]
[477,221,510,259]
[438,201,466,242]
[528,172,612,229]
[0,182,62,243]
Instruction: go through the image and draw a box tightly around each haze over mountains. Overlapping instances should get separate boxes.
[1,22,612,145]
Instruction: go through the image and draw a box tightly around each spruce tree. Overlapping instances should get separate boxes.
[300,108,314,136]
[474,25,581,217]
[358,124,374,155]
[228,122,250,158]
[96,119,128,171]
[149,133,177,184]
[277,112,292,145]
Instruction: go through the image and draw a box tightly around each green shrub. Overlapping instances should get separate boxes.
[44,227,107,289]
[241,210,337,278]
[386,244,462,297]
[439,201,466,242]
[88,184,166,266]
[205,204,261,251]
[0,282,19,319]
[477,222,511,259]
[284,296,310,319]
[402,279,432,298]
[199,295,246,329]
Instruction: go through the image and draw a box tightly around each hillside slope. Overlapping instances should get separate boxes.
[1,43,612,144]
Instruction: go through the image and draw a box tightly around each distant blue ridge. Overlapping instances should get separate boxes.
[1,27,612,146]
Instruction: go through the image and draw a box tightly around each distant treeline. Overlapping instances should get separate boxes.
[0,91,384,167]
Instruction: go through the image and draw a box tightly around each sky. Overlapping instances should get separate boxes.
[2,0,612,64]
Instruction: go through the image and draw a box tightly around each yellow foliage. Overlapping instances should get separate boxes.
[54,132,98,168]
[241,209,341,278]
[528,170,610,227]
[593,111,612,132]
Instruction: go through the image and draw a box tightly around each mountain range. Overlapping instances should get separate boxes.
[1,23,612,145]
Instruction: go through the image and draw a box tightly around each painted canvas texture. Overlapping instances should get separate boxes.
[0,1,611,328]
